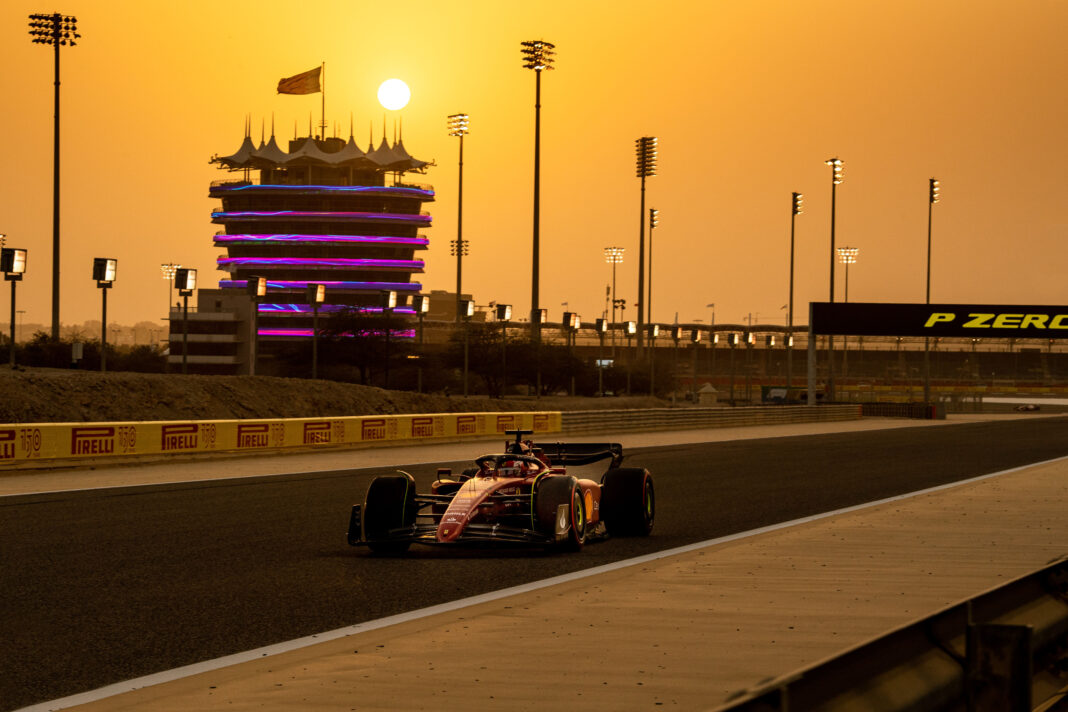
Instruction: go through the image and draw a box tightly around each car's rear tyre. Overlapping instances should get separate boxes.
[363,473,416,554]
[600,467,654,536]
[534,476,586,550]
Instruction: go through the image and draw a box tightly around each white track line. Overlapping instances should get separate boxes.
[15,453,1068,712]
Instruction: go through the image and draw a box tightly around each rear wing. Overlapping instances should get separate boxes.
[538,442,624,469]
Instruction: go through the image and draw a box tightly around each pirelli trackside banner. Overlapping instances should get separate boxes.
[810,302,1068,338]
[0,411,562,467]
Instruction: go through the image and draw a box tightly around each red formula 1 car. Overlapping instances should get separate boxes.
[347,430,654,553]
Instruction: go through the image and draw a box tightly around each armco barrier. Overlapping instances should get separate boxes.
[560,405,862,435]
[0,411,562,467]
[712,557,1068,712]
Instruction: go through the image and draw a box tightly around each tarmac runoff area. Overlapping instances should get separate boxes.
[12,414,1068,712]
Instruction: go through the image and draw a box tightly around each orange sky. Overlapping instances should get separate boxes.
[1,0,1065,331]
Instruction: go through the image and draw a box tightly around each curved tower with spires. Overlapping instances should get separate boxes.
[206,122,434,367]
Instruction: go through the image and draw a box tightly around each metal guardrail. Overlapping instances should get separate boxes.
[560,405,862,435]
[712,557,1068,712]
[860,402,947,419]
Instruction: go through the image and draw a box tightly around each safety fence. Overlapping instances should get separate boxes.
[0,411,561,468]
[560,405,862,435]
[712,557,1068,712]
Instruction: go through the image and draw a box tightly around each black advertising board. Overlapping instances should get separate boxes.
[810,302,1068,339]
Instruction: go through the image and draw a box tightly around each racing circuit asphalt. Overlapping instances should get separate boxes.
[2,417,1067,711]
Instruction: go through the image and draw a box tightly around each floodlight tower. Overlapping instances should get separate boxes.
[787,192,802,390]
[647,208,659,325]
[447,113,470,322]
[635,136,658,352]
[825,157,843,400]
[520,40,555,344]
[924,178,940,403]
[604,246,624,349]
[28,12,80,340]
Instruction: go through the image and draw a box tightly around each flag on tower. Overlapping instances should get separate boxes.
[277,67,321,95]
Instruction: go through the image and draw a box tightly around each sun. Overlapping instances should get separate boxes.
[377,79,411,111]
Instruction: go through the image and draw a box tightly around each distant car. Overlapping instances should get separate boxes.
[347,430,654,553]
[1014,403,1041,412]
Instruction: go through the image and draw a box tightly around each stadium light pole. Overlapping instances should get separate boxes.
[924,178,940,403]
[837,246,858,380]
[788,192,802,390]
[647,208,659,326]
[413,295,430,393]
[175,268,197,374]
[161,262,178,319]
[29,12,79,340]
[604,246,624,352]
[447,114,469,322]
[92,258,117,372]
[635,137,658,353]
[307,283,325,380]
[520,40,555,346]
[2,248,28,367]
[496,303,512,397]
[825,157,843,401]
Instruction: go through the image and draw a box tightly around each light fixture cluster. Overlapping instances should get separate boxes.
[447,114,469,137]
[520,40,556,71]
[929,178,941,204]
[28,13,79,46]
[450,238,469,257]
[825,157,843,184]
[649,208,660,228]
[603,246,624,264]
[636,137,658,178]
[792,192,804,215]
[836,246,859,265]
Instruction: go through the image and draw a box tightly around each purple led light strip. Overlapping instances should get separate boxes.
[213,211,431,223]
[213,234,428,246]
[218,257,424,269]
[220,279,421,291]
[258,304,416,314]
[214,184,434,198]
[259,328,416,339]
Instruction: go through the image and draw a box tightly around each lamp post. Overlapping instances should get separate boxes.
[924,178,940,403]
[624,321,636,393]
[690,328,702,403]
[635,136,658,352]
[307,283,325,380]
[2,248,28,367]
[92,258,116,372]
[824,157,843,401]
[29,12,79,341]
[604,246,624,353]
[788,192,802,391]
[647,324,659,396]
[707,303,716,379]
[161,263,178,315]
[175,268,197,374]
[246,276,266,376]
[413,295,430,393]
[460,298,475,396]
[520,40,555,347]
[496,303,512,397]
[447,113,469,322]
[647,208,659,325]
[562,311,580,396]
[745,330,755,403]
[595,317,608,395]
[380,290,397,389]
[728,333,737,403]
[670,325,682,404]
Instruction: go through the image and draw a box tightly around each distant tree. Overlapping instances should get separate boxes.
[319,307,413,386]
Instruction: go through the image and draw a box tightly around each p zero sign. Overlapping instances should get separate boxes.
[810,302,1068,339]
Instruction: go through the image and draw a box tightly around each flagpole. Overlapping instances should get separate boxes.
[320,62,326,139]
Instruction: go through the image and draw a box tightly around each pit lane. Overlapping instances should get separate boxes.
[2,417,1066,711]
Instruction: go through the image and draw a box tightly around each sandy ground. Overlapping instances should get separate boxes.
[13,414,1067,712]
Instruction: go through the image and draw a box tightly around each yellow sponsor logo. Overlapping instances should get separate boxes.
[925,312,1068,330]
